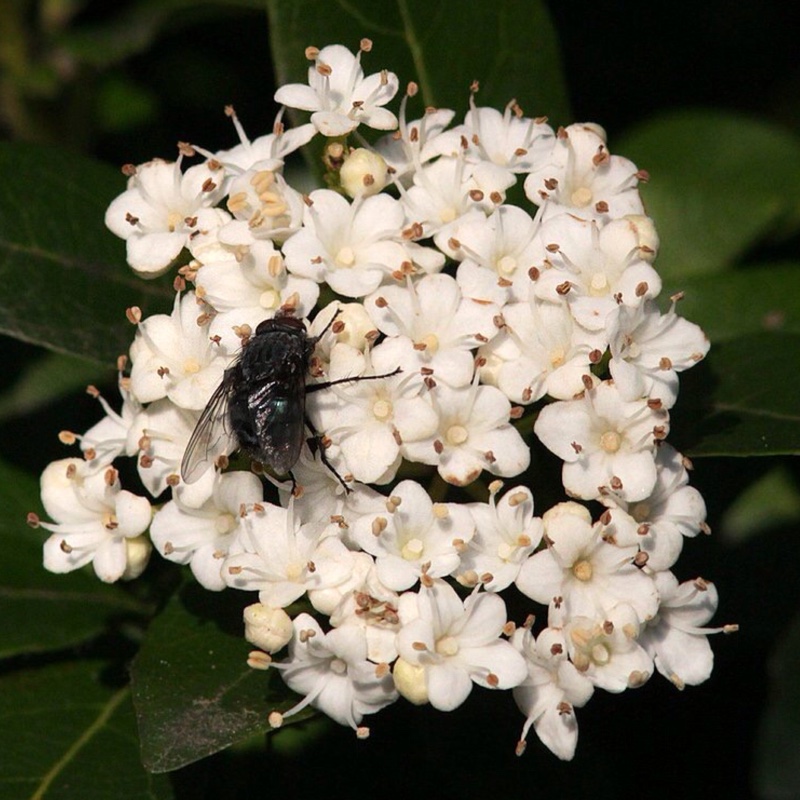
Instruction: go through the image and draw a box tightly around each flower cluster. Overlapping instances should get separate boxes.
[31,40,734,760]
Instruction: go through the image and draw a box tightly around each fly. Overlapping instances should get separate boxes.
[180,309,398,490]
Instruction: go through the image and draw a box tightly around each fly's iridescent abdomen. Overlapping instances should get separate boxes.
[229,316,313,474]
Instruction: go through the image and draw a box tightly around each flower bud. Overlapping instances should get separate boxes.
[243,603,293,653]
[340,148,389,198]
[122,534,152,580]
[393,657,428,705]
[542,500,592,530]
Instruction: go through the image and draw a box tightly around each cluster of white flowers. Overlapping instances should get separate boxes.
[31,40,736,760]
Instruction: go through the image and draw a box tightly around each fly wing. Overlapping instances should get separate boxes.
[181,372,238,484]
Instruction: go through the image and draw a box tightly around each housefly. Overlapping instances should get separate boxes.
[181,309,397,489]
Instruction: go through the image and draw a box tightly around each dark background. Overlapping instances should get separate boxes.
[2,3,798,798]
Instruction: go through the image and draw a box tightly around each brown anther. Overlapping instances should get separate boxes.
[522,387,533,403]
[633,551,649,567]
[589,348,603,364]
[407,81,419,97]
[636,169,650,182]
[121,163,137,177]
[486,672,499,688]
[502,621,516,637]
[469,189,484,202]
[647,398,663,410]
[556,280,572,296]
[58,430,77,445]
[157,366,170,378]
[592,147,610,167]
[60,540,73,554]
[581,374,594,391]
[594,200,609,214]
[177,141,195,157]
[598,509,612,525]
[139,454,154,469]
[433,439,444,454]
[602,619,614,635]
[544,178,559,191]
[116,354,128,371]
[83,448,96,461]
[635,281,649,298]
[163,541,175,555]
[360,37,373,52]
[489,191,503,204]
[304,46,320,60]
[551,642,564,656]
[653,425,668,441]
[124,212,139,227]
[166,473,180,487]
[515,740,527,757]
[609,475,623,491]
[126,306,142,324]
[557,701,573,716]
[104,467,118,486]
[424,376,437,390]
[496,277,512,288]
[509,405,523,419]
[371,516,388,536]
[26,512,40,528]
[470,79,480,93]
[484,450,496,463]
[571,441,583,454]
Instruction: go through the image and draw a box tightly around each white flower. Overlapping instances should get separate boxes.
[511,625,594,761]
[373,103,460,184]
[283,189,416,298]
[478,298,604,404]
[271,613,398,730]
[402,379,530,486]
[328,553,402,664]
[457,99,555,175]
[534,380,669,502]
[515,502,659,625]
[401,157,514,247]
[365,273,501,388]
[308,339,439,485]
[218,168,305,244]
[599,444,708,571]
[105,157,228,275]
[196,241,319,351]
[38,459,152,583]
[607,298,710,408]
[274,44,399,136]
[131,398,213,503]
[523,123,645,222]
[223,501,355,608]
[395,580,527,710]
[128,292,229,410]
[78,379,143,468]
[531,215,662,332]
[351,480,475,591]
[639,572,724,689]
[149,471,263,590]
[566,604,653,693]
[214,107,316,174]
[452,204,546,305]
[458,483,543,592]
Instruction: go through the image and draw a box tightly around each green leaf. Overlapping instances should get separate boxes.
[720,465,800,543]
[754,612,800,800]
[0,661,174,800]
[617,111,800,281]
[0,350,107,422]
[0,142,174,366]
[671,331,800,457]
[131,583,310,773]
[0,460,144,659]
[266,0,571,124]
[674,262,800,342]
